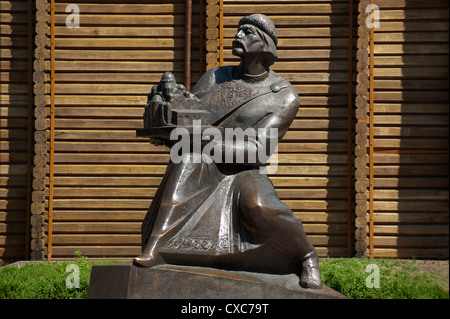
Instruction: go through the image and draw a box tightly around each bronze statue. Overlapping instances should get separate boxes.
[134,14,322,289]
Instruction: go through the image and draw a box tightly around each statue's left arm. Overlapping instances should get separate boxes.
[211,85,299,166]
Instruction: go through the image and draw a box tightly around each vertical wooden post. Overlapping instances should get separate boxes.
[31,0,50,261]
[47,0,55,261]
[354,0,370,258]
[368,0,375,258]
[185,0,192,91]
[199,0,205,77]
[346,0,354,257]
[219,0,223,66]
[25,0,34,260]
[205,0,219,69]
[26,0,33,252]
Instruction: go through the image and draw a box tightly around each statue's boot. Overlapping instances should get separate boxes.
[133,254,160,268]
[299,252,323,289]
[133,239,164,268]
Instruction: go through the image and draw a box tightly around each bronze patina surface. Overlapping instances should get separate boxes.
[133,14,322,289]
[88,263,347,299]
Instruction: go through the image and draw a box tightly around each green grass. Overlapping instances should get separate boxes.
[0,252,117,299]
[0,256,448,299]
[319,257,449,299]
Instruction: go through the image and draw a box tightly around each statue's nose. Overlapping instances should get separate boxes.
[235,30,245,39]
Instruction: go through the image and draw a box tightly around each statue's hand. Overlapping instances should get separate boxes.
[149,136,165,147]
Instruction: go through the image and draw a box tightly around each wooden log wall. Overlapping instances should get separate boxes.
[30,0,49,261]
[0,0,34,261]
[38,0,205,259]
[1,0,448,262]
[354,0,369,258]
[370,0,449,258]
[211,0,356,257]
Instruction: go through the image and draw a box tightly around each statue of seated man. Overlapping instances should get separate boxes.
[134,13,322,289]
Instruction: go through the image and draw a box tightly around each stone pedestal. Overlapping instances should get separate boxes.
[88,263,346,299]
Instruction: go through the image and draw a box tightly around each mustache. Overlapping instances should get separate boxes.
[232,39,246,50]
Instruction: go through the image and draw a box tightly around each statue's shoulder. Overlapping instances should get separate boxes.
[269,71,300,110]
[192,66,238,95]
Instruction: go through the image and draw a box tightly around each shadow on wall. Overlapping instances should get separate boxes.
[371,0,449,259]
[1,0,34,263]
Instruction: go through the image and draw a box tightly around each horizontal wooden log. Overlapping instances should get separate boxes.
[373,225,448,236]
[373,126,448,138]
[49,246,141,257]
[373,103,449,114]
[223,27,350,38]
[373,153,449,165]
[51,234,141,245]
[51,222,141,234]
[373,212,449,224]
[294,212,349,223]
[52,83,351,96]
[224,3,348,14]
[223,15,349,27]
[55,38,201,50]
[375,0,449,8]
[51,140,350,155]
[0,164,28,176]
[53,14,186,26]
[52,210,146,222]
[50,187,348,201]
[51,175,348,189]
[52,164,167,176]
[374,32,449,43]
[372,165,449,176]
[373,248,448,259]
[0,247,25,259]
[54,49,199,61]
[373,197,449,211]
[52,129,349,142]
[0,187,27,199]
[374,67,449,78]
[373,177,449,189]
[374,44,449,55]
[378,21,449,32]
[0,176,28,187]
[0,211,26,223]
[0,222,25,234]
[54,61,191,72]
[55,72,194,84]
[374,91,448,103]
[51,153,349,165]
[50,198,349,211]
[302,223,348,235]
[378,9,448,20]
[374,138,448,150]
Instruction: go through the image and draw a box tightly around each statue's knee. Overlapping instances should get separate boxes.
[241,194,290,220]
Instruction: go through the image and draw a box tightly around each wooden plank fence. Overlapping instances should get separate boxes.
[0,0,33,261]
[0,0,448,262]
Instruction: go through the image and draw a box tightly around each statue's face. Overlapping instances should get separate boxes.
[232,24,264,57]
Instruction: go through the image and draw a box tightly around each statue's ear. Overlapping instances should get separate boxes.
[262,51,277,68]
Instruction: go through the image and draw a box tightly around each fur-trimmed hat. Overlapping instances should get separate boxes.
[238,14,277,46]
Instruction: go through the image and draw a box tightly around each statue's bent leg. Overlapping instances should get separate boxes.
[238,173,322,288]
[133,235,166,267]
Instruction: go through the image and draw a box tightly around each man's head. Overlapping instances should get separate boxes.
[232,14,278,67]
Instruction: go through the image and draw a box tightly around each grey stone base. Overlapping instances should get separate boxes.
[88,262,347,299]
